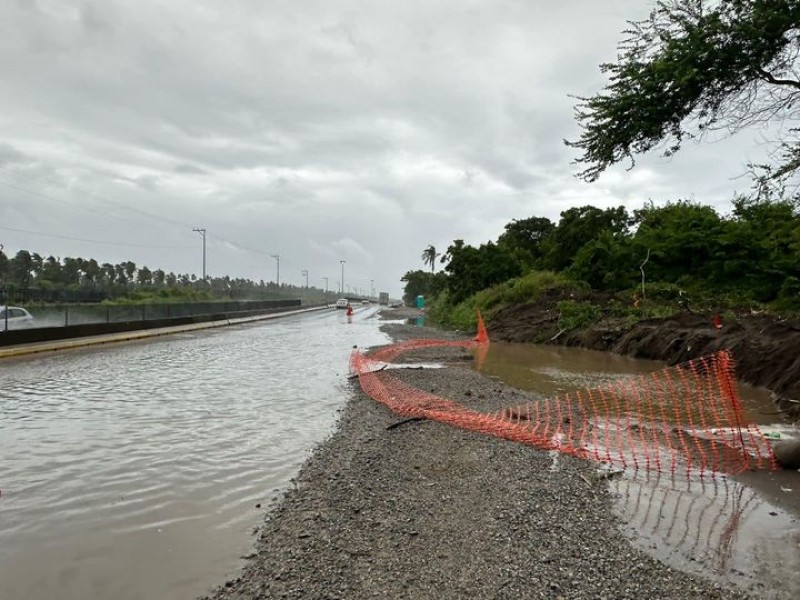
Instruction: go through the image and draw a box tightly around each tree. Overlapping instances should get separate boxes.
[721,195,800,299]
[441,240,526,303]
[62,257,81,286]
[137,266,153,286]
[568,0,800,183]
[101,263,116,286]
[41,256,62,284]
[84,259,101,287]
[568,231,638,290]
[10,250,33,287]
[497,216,555,267]
[421,244,440,273]
[632,200,725,286]
[0,249,8,284]
[541,205,631,272]
[124,261,137,284]
[401,269,446,306]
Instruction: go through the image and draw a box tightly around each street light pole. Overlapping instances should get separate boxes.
[192,228,206,281]
[339,260,346,294]
[271,254,280,287]
[370,279,374,300]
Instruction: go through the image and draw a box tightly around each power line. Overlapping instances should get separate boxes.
[0,158,337,278]
[0,159,190,229]
[0,225,194,249]
[0,177,150,228]
[0,164,274,262]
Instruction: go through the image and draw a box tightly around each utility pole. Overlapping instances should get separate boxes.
[301,269,308,287]
[192,228,207,281]
[370,279,374,300]
[340,260,346,294]
[271,254,280,287]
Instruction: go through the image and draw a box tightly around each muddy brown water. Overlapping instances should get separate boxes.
[474,341,800,598]
[0,307,386,600]
[2,318,798,599]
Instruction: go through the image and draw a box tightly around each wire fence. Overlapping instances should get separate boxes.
[349,313,776,479]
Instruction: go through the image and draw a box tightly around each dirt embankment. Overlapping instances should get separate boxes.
[488,291,800,421]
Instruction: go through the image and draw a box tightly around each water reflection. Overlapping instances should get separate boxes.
[610,470,800,599]
[474,341,663,397]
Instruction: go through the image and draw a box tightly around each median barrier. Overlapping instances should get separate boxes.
[0,301,309,347]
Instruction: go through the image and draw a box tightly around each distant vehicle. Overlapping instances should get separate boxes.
[361,299,369,305]
[335,298,349,309]
[0,306,34,331]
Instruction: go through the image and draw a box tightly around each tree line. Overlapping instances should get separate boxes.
[0,249,331,303]
[403,196,800,311]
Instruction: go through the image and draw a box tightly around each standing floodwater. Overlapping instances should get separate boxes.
[473,340,800,597]
[0,307,386,600]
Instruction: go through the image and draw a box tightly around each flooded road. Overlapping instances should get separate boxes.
[0,306,386,600]
[474,341,800,598]
[3,318,799,599]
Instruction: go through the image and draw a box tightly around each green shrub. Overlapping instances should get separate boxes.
[773,276,800,311]
[506,271,572,304]
[556,300,600,331]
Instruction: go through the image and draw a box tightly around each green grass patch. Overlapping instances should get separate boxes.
[556,300,601,331]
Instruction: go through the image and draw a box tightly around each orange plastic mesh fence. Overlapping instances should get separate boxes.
[351,317,776,478]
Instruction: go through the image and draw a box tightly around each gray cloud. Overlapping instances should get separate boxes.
[0,0,776,297]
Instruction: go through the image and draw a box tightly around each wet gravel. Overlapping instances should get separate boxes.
[202,313,750,599]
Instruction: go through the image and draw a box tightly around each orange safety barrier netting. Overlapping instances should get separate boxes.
[351,313,777,478]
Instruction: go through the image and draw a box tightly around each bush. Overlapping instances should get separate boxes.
[773,276,800,311]
[427,291,477,331]
[556,300,600,331]
[505,271,573,304]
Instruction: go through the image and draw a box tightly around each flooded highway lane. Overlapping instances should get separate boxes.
[0,306,386,600]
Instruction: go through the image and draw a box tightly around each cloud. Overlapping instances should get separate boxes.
[0,143,31,165]
[0,0,779,297]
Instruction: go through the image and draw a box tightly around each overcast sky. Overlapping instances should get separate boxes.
[0,0,775,298]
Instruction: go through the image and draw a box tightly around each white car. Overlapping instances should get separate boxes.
[0,306,34,331]
[335,298,349,309]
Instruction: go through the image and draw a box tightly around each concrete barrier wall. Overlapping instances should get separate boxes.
[0,301,303,347]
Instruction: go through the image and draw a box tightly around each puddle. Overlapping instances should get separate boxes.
[405,317,426,327]
[472,340,800,596]
[609,470,800,598]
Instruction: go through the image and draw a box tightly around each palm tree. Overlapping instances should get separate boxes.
[421,244,439,273]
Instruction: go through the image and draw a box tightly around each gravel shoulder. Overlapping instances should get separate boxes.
[203,309,748,599]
